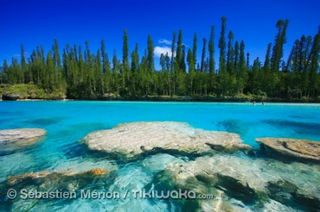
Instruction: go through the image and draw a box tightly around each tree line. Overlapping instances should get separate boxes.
[1,17,320,100]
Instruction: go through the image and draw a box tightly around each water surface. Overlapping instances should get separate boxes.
[0,101,320,211]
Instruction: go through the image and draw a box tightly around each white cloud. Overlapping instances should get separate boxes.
[154,46,173,58]
[158,39,172,46]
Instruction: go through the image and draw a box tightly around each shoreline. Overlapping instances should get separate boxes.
[1,98,320,106]
[2,85,319,103]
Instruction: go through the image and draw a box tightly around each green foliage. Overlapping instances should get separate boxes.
[0,84,65,99]
[271,19,289,73]
[208,26,215,73]
[219,17,227,73]
[1,19,319,101]
[200,38,207,72]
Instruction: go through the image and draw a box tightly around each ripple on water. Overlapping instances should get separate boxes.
[0,152,62,187]
[155,153,320,211]
[51,164,170,211]
[3,156,118,211]
[142,153,187,173]
[0,102,320,211]
[106,164,170,211]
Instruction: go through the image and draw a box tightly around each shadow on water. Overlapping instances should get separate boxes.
[289,114,314,120]
[78,147,200,166]
[263,119,320,136]
[61,142,95,159]
[254,143,320,164]
[61,122,111,135]
[144,172,201,211]
[0,111,24,117]
[23,117,64,126]
[0,118,12,126]
[216,119,249,135]
[267,180,320,211]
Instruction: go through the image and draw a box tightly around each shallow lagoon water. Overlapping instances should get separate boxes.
[0,101,320,211]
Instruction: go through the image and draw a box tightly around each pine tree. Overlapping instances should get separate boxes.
[147,35,154,71]
[192,33,197,71]
[308,30,320,97]
[1,60,9,83]
[233,41,239,71]
[249,57,262,94]
[187,48,195,95]
[226,31,234,73]
[53,39,61,68]
[131,44,139,72]
[263,43,272,71]
[237,41,248,93]
[100,40,110,74]
[121,30,130,91]
[181,45,186,72]
[20,45,27,83]
[219,17,227,73]
[170,32,176,71]
[271,19,289,72]
[208,26,215,73]
[1,20,319,101]
[187,49,194,73]
[122,30,129,71]
[160,54,166,71]
[170,32,176,95]
[176,30,183,71]
[200,38,207,72]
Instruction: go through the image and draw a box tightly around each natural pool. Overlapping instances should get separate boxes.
[0,101,320,211]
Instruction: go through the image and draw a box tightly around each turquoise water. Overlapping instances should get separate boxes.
[1,101,320,147]
[0,101,320,211]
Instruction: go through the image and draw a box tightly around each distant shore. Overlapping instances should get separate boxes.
[0,84,320,103]
[2,96,320,104]
[1,84,320,103]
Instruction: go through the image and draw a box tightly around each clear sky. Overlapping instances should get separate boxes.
[1,0,319,69]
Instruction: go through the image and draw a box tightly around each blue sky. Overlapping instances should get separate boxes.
[1,0,320,69]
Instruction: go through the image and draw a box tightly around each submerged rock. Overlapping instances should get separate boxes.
[159,154,320,211]
[0,152,36,182]
[83,122,250,158]
[0,128,46,152]
[257,137,320,162]
[262,199,297,212]
[7,167,109,186]
[200,190,253,212]
[0,159,117,210]
[5,159,116,187]
[142,153,186,173]
[165,155,273,196]
[0,160,117,212]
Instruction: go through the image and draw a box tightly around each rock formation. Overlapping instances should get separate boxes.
[84,122,250,158]
[257,137,320,162]
[0,128,46,152]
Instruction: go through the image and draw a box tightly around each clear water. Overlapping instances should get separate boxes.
[0,101,320,211]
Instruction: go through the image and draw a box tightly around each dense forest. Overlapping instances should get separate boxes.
[1,17,320,101]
